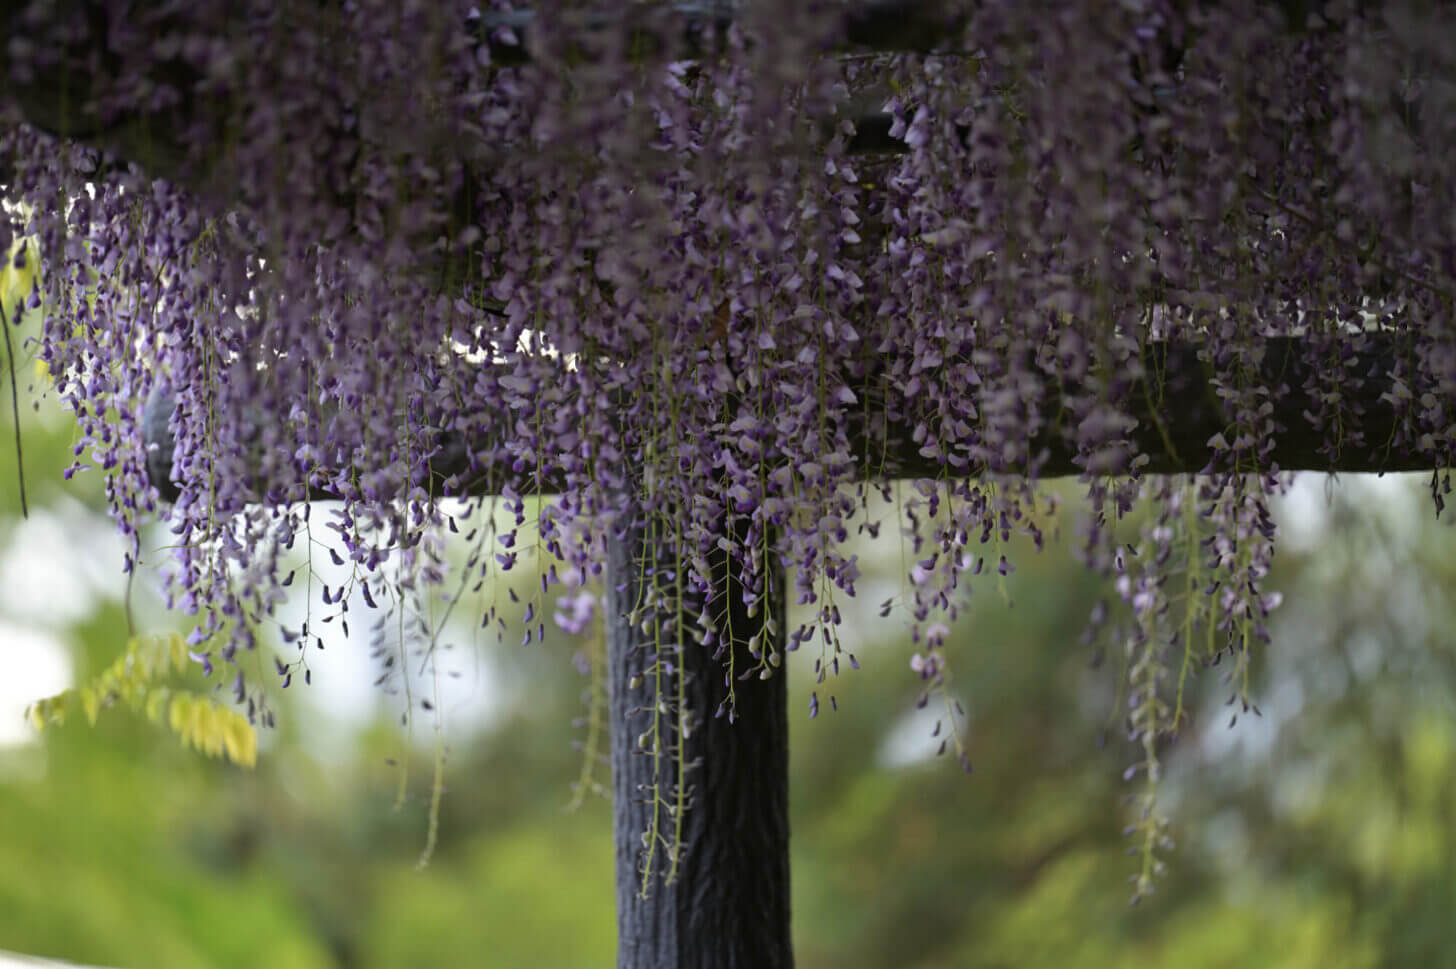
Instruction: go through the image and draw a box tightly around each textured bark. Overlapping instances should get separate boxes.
[606,512,792,969]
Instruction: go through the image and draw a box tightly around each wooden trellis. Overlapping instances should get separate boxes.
[18,3,1443,968]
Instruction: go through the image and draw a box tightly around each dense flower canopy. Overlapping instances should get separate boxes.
[3,0,1454,891]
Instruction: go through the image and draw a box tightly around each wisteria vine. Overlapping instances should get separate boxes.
[3,0,1455,893]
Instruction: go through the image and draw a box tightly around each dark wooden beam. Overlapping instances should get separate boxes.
[0,1,963,177]
[473,1,970,66]
[862,331,1440,480]
[141,330,1443,505]
[469,0,1368,65]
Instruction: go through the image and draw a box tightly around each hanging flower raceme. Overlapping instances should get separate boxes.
[3,0,1454,890]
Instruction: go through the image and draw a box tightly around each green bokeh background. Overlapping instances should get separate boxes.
[2,371,1455,969]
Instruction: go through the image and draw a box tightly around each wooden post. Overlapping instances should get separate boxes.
[606,510,792,969]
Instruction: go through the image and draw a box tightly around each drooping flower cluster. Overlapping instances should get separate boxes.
[3,0,1454,890]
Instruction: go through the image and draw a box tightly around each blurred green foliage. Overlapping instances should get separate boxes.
[2,394,1455,968]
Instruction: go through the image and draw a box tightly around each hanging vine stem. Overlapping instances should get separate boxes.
[0,295,26,518]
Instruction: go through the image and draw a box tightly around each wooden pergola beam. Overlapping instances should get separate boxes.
[23,7,1423,969]
[472,1,972,66]
[142,330,1436,506]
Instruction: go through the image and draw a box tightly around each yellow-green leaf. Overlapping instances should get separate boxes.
[80,685,100,727]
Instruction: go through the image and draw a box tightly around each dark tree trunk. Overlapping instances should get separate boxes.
[606,512,792,969]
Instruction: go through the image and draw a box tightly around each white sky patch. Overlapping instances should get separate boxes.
[877,698,966,769]
[449,325,578,370]
[1273,473,1330,555]
[1274,471,1425,555]
[225,503,528,759]
[1196,694,1280,763]
[0,502,130,627]
[0,622,71,748]
[273,584,516,759]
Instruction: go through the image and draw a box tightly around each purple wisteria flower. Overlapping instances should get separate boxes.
[3,0,1453,898]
